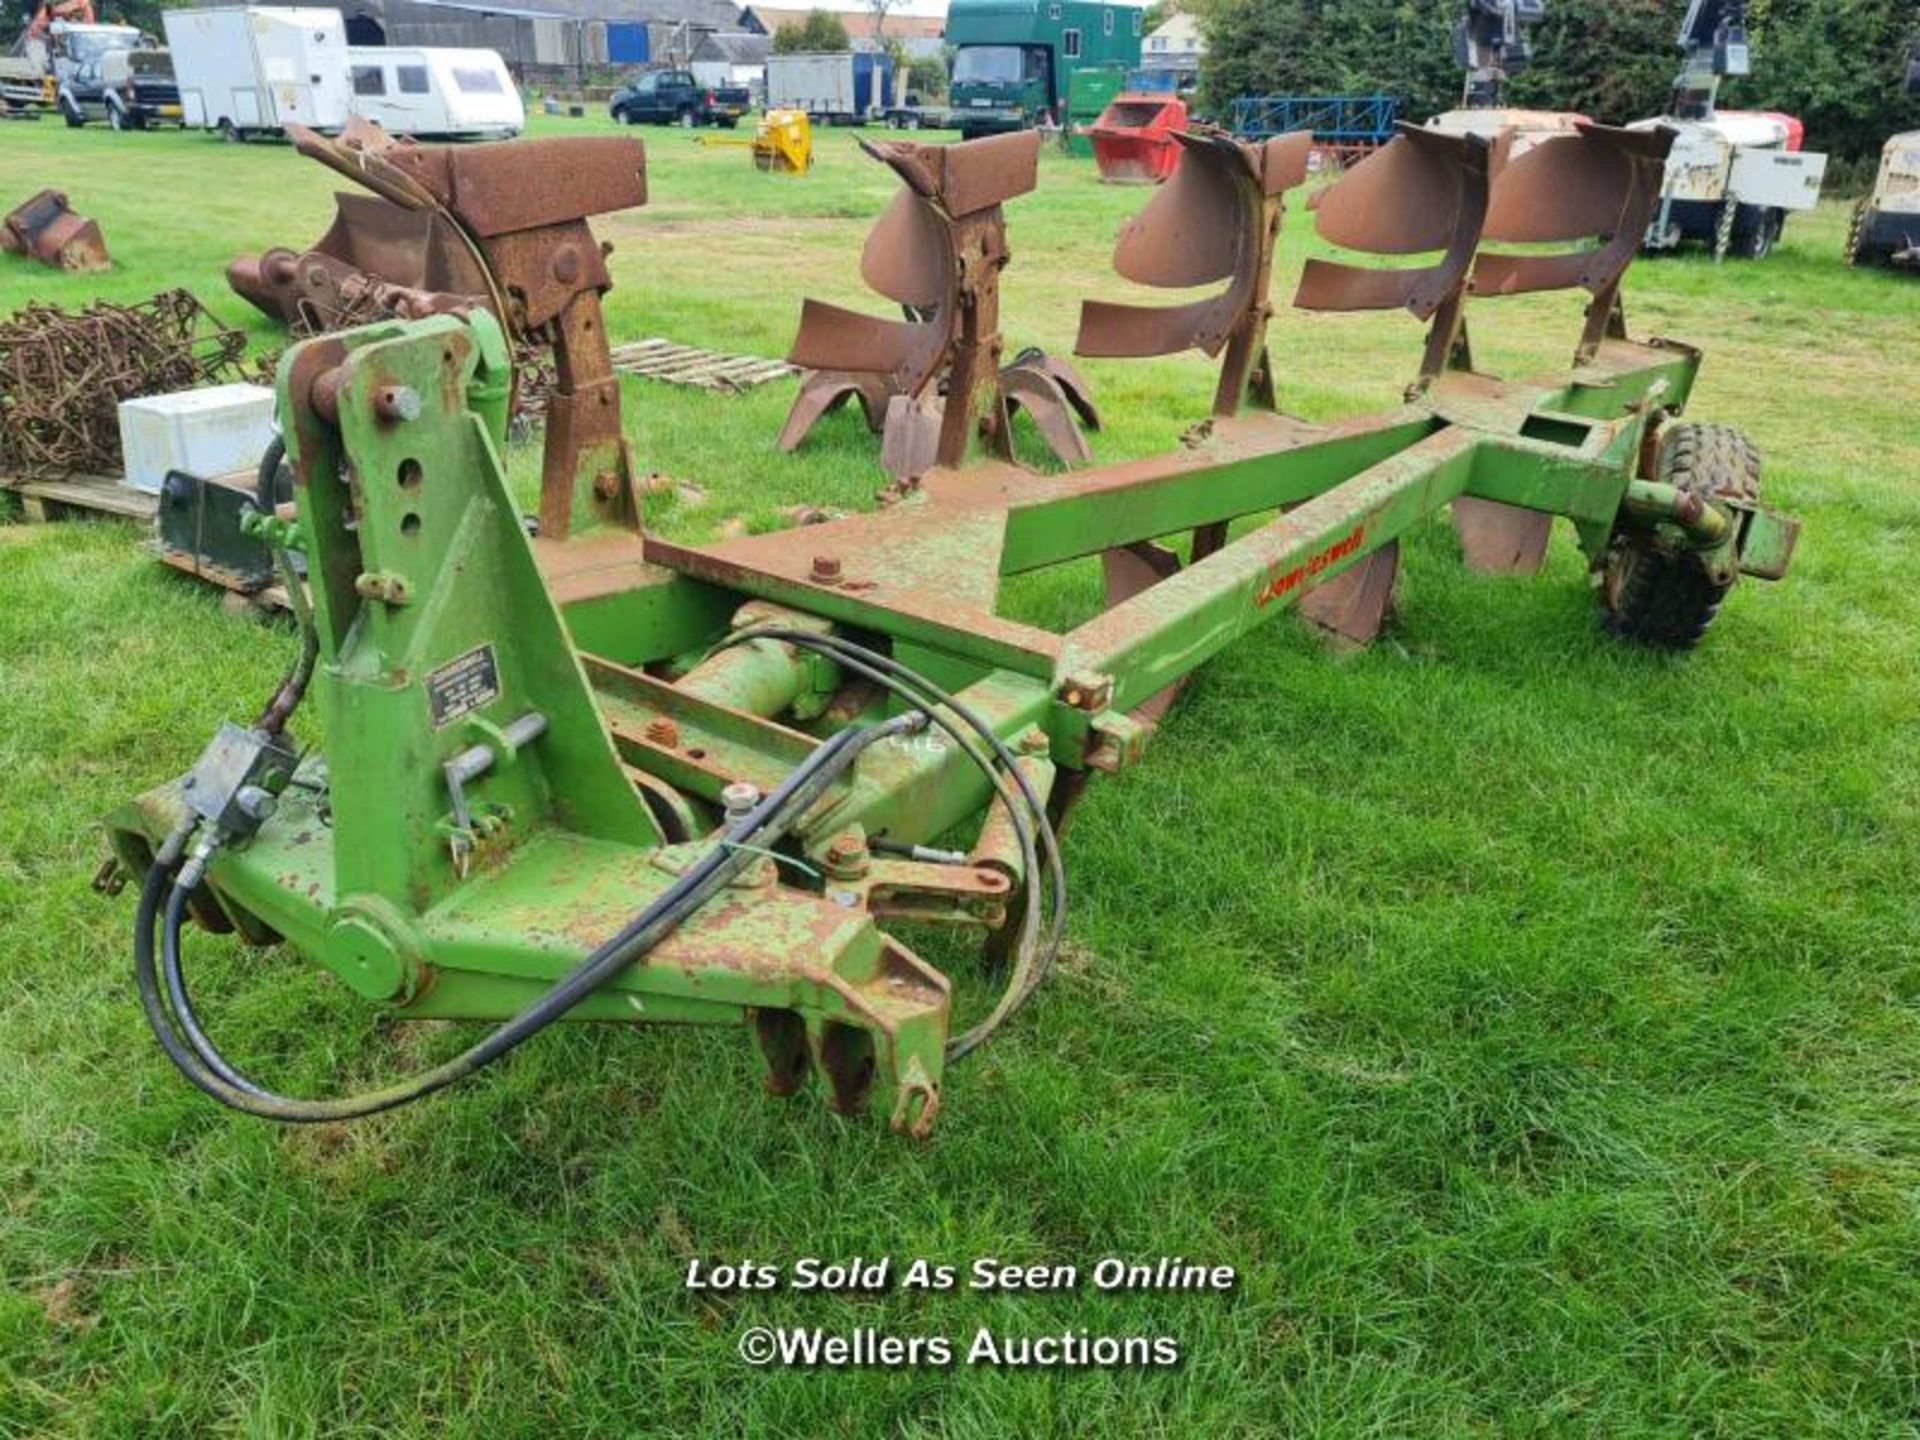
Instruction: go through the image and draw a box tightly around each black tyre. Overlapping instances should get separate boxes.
[1600,423,1760,650]
[1731,204,1777,261]
[106,101,129,131]
[1844,199,1884,268]
[62,98,84,128]
[219,118,242,143]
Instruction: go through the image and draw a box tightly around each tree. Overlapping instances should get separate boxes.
[907,53,948,101]
[772,10,852,53]
[1723,0,1920,168]
[1194,0,1916,164]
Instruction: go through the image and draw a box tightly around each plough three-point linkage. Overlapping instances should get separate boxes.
[110,123,1799,1137]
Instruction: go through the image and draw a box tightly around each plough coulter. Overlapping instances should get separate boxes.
[110,124,1798,1137]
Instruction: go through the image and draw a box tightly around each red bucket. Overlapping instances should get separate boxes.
[1087,94,1189,185]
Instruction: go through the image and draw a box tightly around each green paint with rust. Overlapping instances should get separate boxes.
[108,308,1795,1133]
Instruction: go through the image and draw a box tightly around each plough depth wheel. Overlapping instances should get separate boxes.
[1602,423,1763,649]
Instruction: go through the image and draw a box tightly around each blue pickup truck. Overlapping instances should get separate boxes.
[609,69,748,129]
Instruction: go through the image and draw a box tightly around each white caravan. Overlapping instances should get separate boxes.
[161,6,351,139]
[346,46,523,140]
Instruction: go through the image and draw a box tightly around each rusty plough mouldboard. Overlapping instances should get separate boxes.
[778,130,1099,486]
[108,123,1799,1139]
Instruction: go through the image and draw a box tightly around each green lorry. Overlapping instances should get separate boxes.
[947,0,1143,139]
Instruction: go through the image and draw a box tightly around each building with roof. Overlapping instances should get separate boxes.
[320,0,748,75]
[690,28,771,90]
[1141,7,1201,74]
[741,0,946,54]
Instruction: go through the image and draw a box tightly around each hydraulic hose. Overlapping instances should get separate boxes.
[246,434,317,738]
[714,627,1068,1061]
[138,715,921,1122]
[254,432,286,515]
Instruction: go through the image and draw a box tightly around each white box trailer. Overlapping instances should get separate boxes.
[161,6,351,139]
[346,45,523,140]
[765,51,892,124]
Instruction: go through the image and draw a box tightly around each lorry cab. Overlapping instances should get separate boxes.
[946,0,1142,139]
[346,46,522,140]
[41,20,142,82]
[950,39,1055,134]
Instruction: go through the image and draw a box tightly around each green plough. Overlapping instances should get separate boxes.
[108,121,1798,1137]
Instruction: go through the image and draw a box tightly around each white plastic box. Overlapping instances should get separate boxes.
[118,384,277,495]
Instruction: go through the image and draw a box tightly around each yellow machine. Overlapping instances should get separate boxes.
[699,108,811,174]
[752,108,811,173]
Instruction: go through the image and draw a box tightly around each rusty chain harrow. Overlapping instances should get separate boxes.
[0,290,247,479]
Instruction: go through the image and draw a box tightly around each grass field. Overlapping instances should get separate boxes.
[3,113,1919,1436]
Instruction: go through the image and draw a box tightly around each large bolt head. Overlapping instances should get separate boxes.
[374,385,422,422]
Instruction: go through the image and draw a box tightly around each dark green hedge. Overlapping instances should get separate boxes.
[1197,0,1920,165]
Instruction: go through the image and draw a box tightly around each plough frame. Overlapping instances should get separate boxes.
[109,125,1799,1137]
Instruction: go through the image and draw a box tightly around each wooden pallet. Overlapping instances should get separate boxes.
[608,338,796,392]
[0,472,157,524]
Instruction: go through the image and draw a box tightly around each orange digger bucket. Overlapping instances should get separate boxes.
[1,190,109,273]
[779,130,1098,484]
[1086,93,1189,185]
[227,192,491,334]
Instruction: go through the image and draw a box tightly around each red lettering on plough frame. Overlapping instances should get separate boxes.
[1254,525,1368,609]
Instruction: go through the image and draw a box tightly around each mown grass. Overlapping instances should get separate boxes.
[2,114,1918,1436]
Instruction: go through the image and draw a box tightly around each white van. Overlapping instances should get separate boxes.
[346,46,522,140]
[161,6,351,139]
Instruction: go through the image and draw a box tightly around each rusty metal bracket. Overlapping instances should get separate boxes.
[1,189,109,272]
[233,120,649,540]
[779,130,1098,484]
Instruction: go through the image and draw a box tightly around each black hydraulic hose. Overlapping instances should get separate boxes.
[159,878,273,1099]
[254,433,285,514]
[246,434,317,738]
[142,721,873,1119]
[716,627,1069,1061]
[139,717,916,1122]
